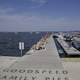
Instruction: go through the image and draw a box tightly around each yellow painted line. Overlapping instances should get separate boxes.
[64,58,80,62]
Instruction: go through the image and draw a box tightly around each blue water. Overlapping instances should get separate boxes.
[0,32,46,57]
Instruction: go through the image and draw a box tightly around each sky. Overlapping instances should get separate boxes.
[0,0,80,31]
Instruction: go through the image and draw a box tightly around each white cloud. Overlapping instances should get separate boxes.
[0,8,80,31]
[0,8,15,14]
[30,0,48,8]
[32,0,47,3]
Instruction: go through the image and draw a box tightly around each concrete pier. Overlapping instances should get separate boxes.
[57,38,80,55]
[10,35,63,69]
[1,35,80,80]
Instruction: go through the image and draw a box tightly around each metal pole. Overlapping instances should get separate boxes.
[19,42,24,57]
[21,43,22,57]
[21,49,22,57]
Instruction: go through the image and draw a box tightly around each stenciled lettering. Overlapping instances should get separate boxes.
[32,76,37,80]
[27,70,33,73]
[19,69,25,73]
[10,69,17,73]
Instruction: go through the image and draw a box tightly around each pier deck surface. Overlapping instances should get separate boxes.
[10,35,63,69]
[1,35,80,80]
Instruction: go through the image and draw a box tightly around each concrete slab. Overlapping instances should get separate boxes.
[10,35,63,69]
[0,56,20,68]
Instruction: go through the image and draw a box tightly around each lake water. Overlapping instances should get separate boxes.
[0,32,46,57]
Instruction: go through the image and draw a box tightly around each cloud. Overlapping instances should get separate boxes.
[0,0,48,10]
[0,8,80,31]
[30,0,48,8]
[32,0,47,3]
[0,8,15,14]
